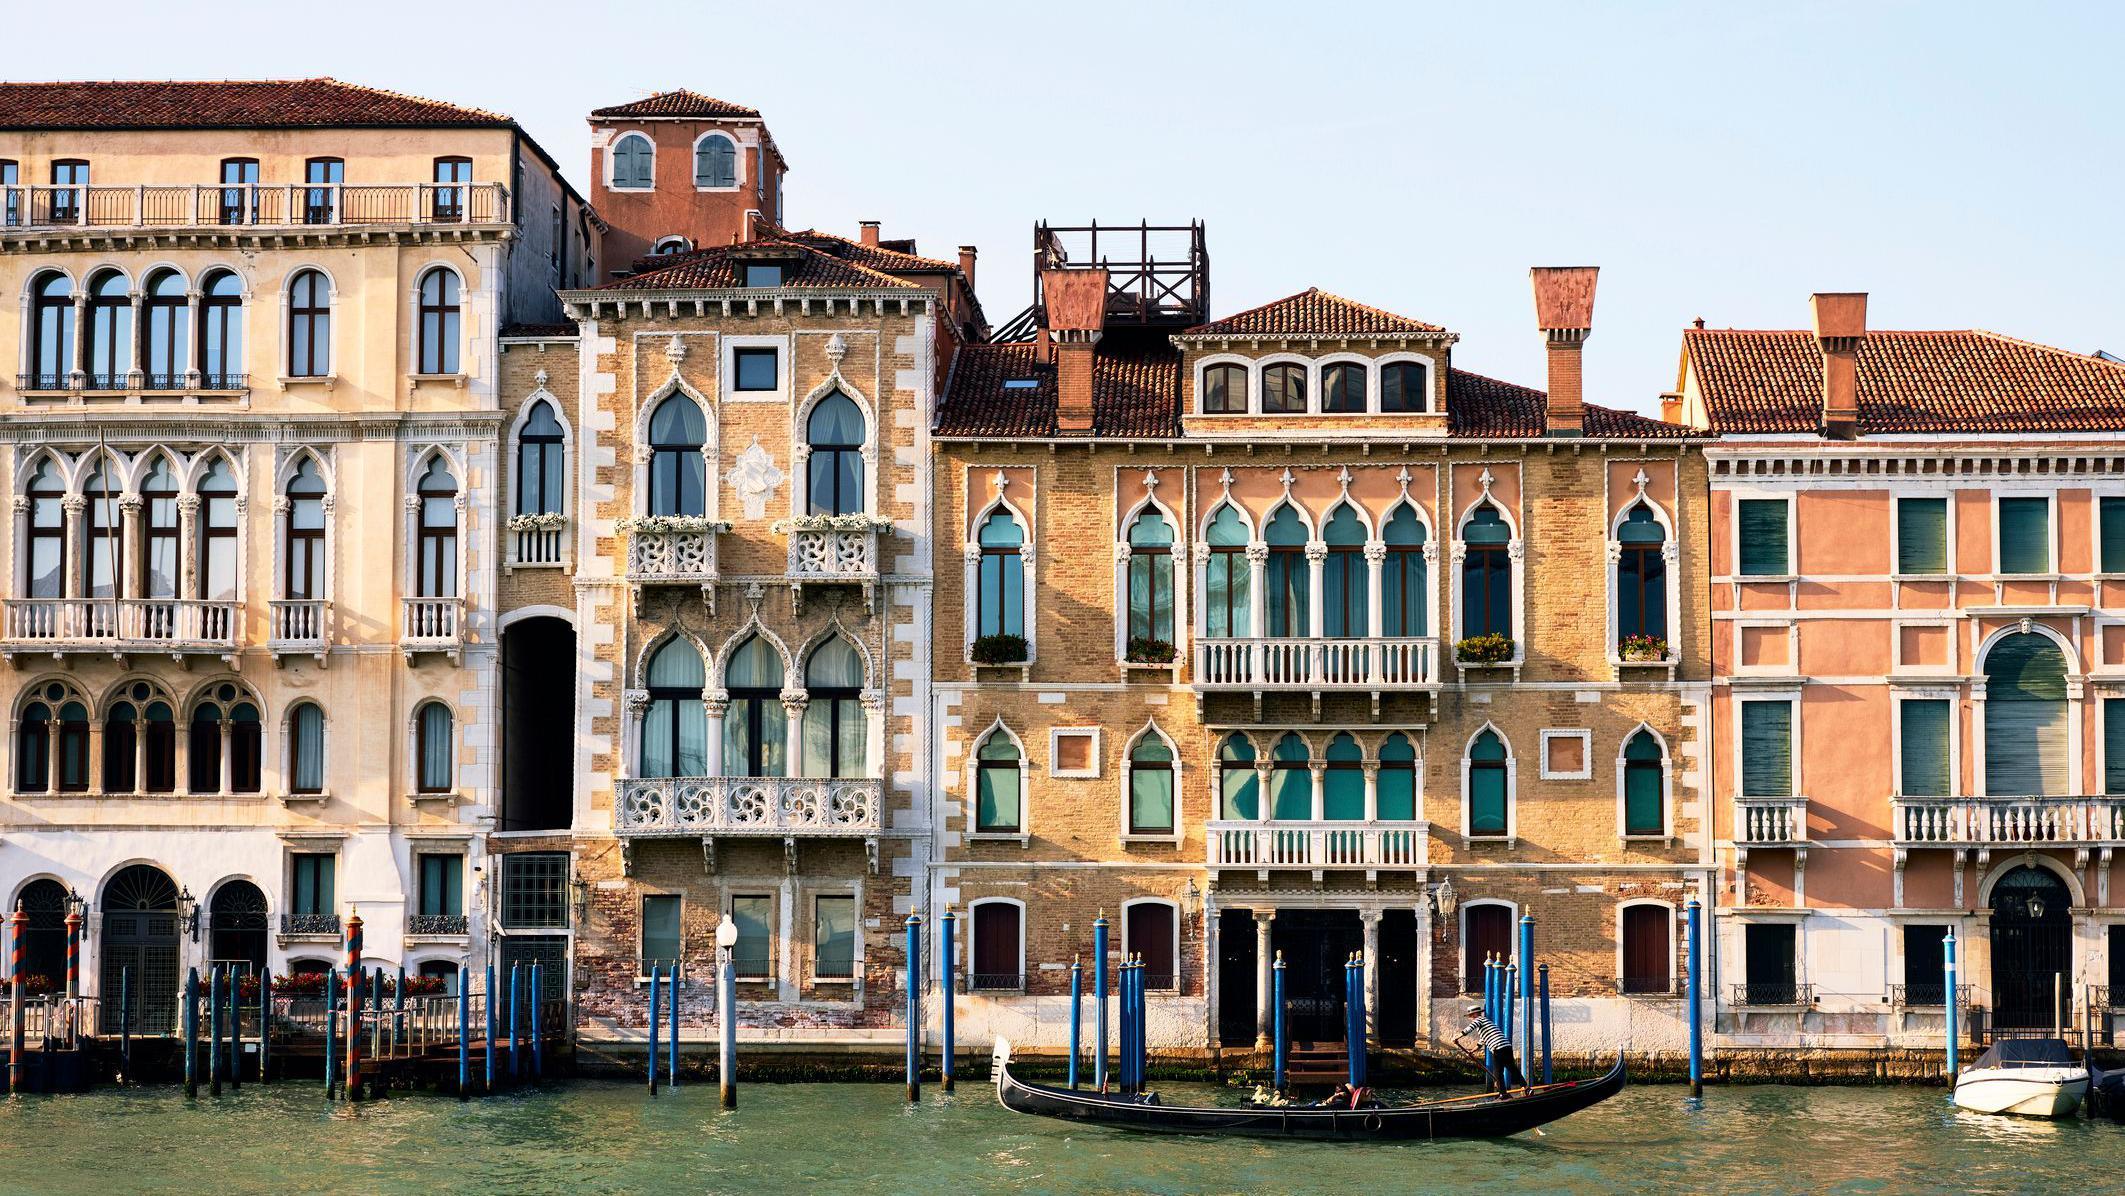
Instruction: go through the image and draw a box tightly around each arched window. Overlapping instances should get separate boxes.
[284,458,327,600]
[1324,732,1364,820]
[196,458,239,602]
[647,395,706,516]
[417,959,462,995]
[694,133,738,188]
[287,269,331,378]
[16,880,68,983]
[144,269,189,386]
[209,881,269,975]
[415,456,458,598]
[723,636,786,778]
[975,729,1022,833]
[140,457,179,600]
[1263,505,1308,638]
[1125,508,1175,650]
[1203,505,1251,638]
[416,269,460,375]
[24,457,65,599]
[976,509,1025,639]
[143,700,176,793]
[289,701,325,794]
[1219,735,1259,819]
[1322,362,1366,413]
[188,701,222,793]
[1270,732,1310,820]
[230,701,261,793]
[82,457,122,604]
[16,701,52,792]
[198,270,243,389]
[103,700,137,792]
[29,272,74,388]
[416,702,455,793]
[83,270,131,388]
[1466,729,1510,837]
[1322,504,1367,640]
[1985,633,2069,796]
[1381,503,1427,638]
[651,236,691,256]
[805,392,864,516]
[1127,728,1175,835]
[1621,904,1674,994]
[1461,502,1512,640]
[611,133,655,189]
[1201,362,1247,414]
[1381,361,1427,413]
[641,638,707,779]
[1623,729,1665,837]
[1261,362,1306,413]
[801,639,865,779]
[1616,502,1667,645]
[1378,732,1417,820]
[1462,903,1512,993]
[1124,901,1178,991]
[516,400,565,516]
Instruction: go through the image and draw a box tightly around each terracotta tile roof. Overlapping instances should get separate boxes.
[594,240,921,292]
[588,90,760,120]
[1686,328,2125,435]
[501,322,577,339]
[1181,288,1449,339]
[780,228,959,274]
[0,78,512,130]
[1446,370,1691,439]
[936,343,1181,438]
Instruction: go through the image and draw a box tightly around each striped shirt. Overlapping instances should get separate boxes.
[1462,1014,1508,1052]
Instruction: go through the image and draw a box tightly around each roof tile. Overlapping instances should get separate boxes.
[1183,287,1448,338]
[595,240,921,292]
[936,343,1180,438]
[588,90,760,119]
[0,78,510,129]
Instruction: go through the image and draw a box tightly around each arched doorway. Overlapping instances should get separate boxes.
[1989,864,2073,1029]
[208,880,268,977]
[16,879,69,987]
[501,615,575,831]
[100,865,181,1033]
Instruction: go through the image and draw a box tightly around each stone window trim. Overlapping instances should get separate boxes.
[1991,487,2061,580]
[272,446,337,603]
[1451,473,1525,673]
[405,261,471,385]
[1538,728,1592,781]
[1047,726,1100,780]
[630,368,722,524]
[2091,482,2125,579]
[1888,685,1964,801]
[402,446,469,609]
[407,696,462,804]
[1615,897,1679,997]
[1457,897,1519,997]
[1614,721,1675,843]
[963,896,1027,993]
[1459,722,1517,846]
[1886,481,1960,579]
[1605,473,1682,672]
[505,384,573,570]
[720,332,789,405]
[1732,688,1804,804]
[1971,620,2085,796]
[1118,719,1184,845]
[788,358,880,520]
[14,443,254,612]
[1188,349,1441,417]
[604,131,656,193]
[1724,485,1796,583]
[1113,470,1187,671]
[635,887,687,985]
[1119,896,1183,992]
[279,263,341,386]
[962,471,1035,671]
[807,886,864,990]
[690,131,743,192]
[965,717,1030,843]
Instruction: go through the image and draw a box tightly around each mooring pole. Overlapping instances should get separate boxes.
[534,961,548,1082]
[1272,951,1287,1096]
[7,903,25,1096]
[509,961,522,1081]
[1539,962,1553,1084]
[940,906,956,1094]
[64,907,80,1000]
[1345,955,1360,1088]
[393,963,405,1060]
[1116,957,1130,1095]
[1067,956,1082,1089]
[1123,957,1138,1095]
[1944,928,1959,1085]
[259,970,272,1083]
[483,962,496,1095]
[208,966,223,1097]
[344,914,364,1102]
[1137,954,1150,1090]
[1093,911,1110,1092]
[227,968,241,1090]
[904,911,922,1103]
[1686,897,1703,1098]
[457,973,470,1101]
[663,961,675,1089]
[1518,914,1535,1093]
[323,968,337,1101]
[647,963,660,1097]
[1483,953,1496,1077]
[183,966,199,1099]
[718,944,737,1110]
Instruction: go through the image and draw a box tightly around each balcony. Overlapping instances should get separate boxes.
[1205,819,1428,884]
[1,182,510,239]
[783,522,884,612]
[614,775,884,874]
[509,518,567,568]
[399,597,463,663]
[1729,981,1815,1008]
[268,600,330,663]
[1733,797,1808,847]
[1888,983,1973,1009]
[622,522,722,610]
[1,598,238,665]
[1192,636,1440,716]
[279,912,341,939]
[406,913,470,937]
[14,372,249,403]
[1891,796,2125,859]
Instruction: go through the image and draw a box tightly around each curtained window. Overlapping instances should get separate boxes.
[1218,735,1258,820]
[284,457,328,600]
[976,510,1025,638]
[1381,504,1427,638]
[416,702,454,793]
[1323,732,1364,820]
[1270,733,1311,820]
[1125,508,1175,647]
[1127,731,1175,835]
[140,457,179,600]
[289,702,325,794]
[419,855,463,917]
[1322,504,1368,640]
[647,395,707,516]
[1467,729,1509,836]
[801,639,866,778]
[1203,505,1251,638]
[641,638,707,779]
[805,392,864,515]
[1461,503,1511,639]
[1623,730,1665,835]
[290,853,335,917]
[1263,505,1308,638]
[723,636,786,778]
[975,730,1022,833]
[197,458,239,602]
[1378,733,1417,820]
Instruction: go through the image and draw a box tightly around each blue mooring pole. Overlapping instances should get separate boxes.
[323,968,338,1101]
[208,966,223,1097]
[1272,950,1288,1095]
[1127,958,1141,1094]
[663,962,675,1089]
[457,975,470,1101]
[484,963,496,1095]
[1686,897,1703,1098]
[535,962,548,1081]
[940,906,956,1094]
[1944,928,1960,1087]
[647,963,661,1097]
[509,961,522,1081]
[1117,958,1130,1095]
[1093,912,1110,1092]
[1138,955,1150,1090]
[182,967,198,1099]
[259,970,272,1084]
[1539,962,1553,1084]
[1482,954,1496,1077]
[227,968,241,1090]
[904,911,922,1102]
[1518,914,1536,1093]
[1068,956,1082,1089]
[1345,955,1360,1087]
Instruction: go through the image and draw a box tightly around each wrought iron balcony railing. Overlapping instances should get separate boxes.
[1888,983,1973,1008]
[2,182,509,231]
[407,914,469,936]
[280,912,341,936]
[1729,981,1814,1007]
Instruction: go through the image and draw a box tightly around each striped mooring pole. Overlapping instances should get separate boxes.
[323,968,337,1100]
[63,907,81,999]
[8,902,25,1095]
[939,906,956,1094]
[343,914,364,1101]
[904,911,921,1103]
[1092,912,1110,1093]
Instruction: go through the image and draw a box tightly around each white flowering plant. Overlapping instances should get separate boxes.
[616,515,731,535]
[507,513,569,532]
[771,513,895,534]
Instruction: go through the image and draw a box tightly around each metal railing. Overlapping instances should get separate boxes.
[2,597,239,648]
[626,528,718,584]
[1890,796,2125,845]
[1734,797,1808,845]
[13,371,247,395]
[1888,982,1973,1008]
[615,775,883,836]
[400,596,462,648]
[407,913,469,936]
[1,182,510,231]
[268,599,329,651]
[1204,820,1427,871]
[786,526,879,581]
[1729,981,1813,1007]
[1192,636,1440,690]
[969,972,1025,992]
[279,913,341,936]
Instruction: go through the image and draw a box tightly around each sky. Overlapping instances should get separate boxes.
[16,0,2123,414]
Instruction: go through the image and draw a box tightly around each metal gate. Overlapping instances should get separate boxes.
[1989,864,2072,1029]
[100,865,181,1034]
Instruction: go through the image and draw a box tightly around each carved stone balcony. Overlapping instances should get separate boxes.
[2,181,510,241]
[785,525,882,612]
[399,596,463,663]
[1205,819,1428,885]
[1192,636,1440,716]
[615,775,883,874]
[624,526,720,610]
[1891,795,2125,867]
[2,597,239,666]
[268,599,330,664]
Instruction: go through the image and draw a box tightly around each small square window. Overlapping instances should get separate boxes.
[1539,730,1591,780]
[1049,728,1100,779]
[733,347,779,391]
[743,263,785,288]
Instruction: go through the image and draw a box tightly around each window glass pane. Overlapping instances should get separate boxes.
[2102,497,2125,575]
[1737,499,1790,576]
[642,895,682,969]
[731,895,771,977]
[500,853,569,928]
[1896,497,1948,574]
[976,759,1020,832]
[1469,767,1507,834]
[1740,701,1794,797]
[1381,362,1425,412]
[1997,497,2050,575]
[2107,698,2125,796]
[815,896,855,978]
[734,348,778,390]
[1898,699,1951,797]
[1130,762,1174,833]
[1625,762,1663,835]
[1903,925,1948,999]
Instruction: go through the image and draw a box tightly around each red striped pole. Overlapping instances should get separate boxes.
[9,902,25,1093]
[63,908,81,1001]
[343,913,364,1101]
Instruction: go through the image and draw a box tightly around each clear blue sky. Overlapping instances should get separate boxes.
[20,0,2122,413]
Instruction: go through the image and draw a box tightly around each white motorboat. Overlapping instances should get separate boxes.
[1951,1038,2089,1118]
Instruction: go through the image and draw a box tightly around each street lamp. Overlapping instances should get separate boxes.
[178,886,200,943]
[716,915,738,959]
[1430,878,1458,921]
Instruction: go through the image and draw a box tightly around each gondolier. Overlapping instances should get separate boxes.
[1456,1005,1520,1096]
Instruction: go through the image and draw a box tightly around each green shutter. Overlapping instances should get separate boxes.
[1896,498,1948,575]
[1624,764,1663,835]
[1737,499,1790,576]
[1469,766,1507,835]
[1377,766,1416,821]
[2102,497,2125,574]
[1997,497,2051,575]
[1898,699,1951,796]
[1985,633,2069,796]
[1741,701,1794,798]
[2105,698,2125,796]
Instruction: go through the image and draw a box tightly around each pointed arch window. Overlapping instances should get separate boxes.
[143,701,176,793]
[417,701,455,793]
[1985,633,2069,796]
[1378,732,1418,820]
[694,134,738,188]
[198,270,243,389]
[289,702,325,794]
[197,458,239,602]
[801,639,866,778]
[805,392,864,516]
[1324,732,1364,820]
[416,457,458,598]
[287,269,331,378]
[1270,732,1311,820]
[140,457,179,600]
[82,458,122,603]
[1127,730,1175,835]
[1616,502,1667,644]
[1623,729,1665,836]
[285,458,327,600]
[1203,505,1251,638]
[1219,735,1259,819]
[1381,503,1427,637]
[1461,502,1511,639]
[1125,508,1175,648]
[1263,505,1308,638]
[641,639,707,779]
[1467,729,1510,837]
[516,400,565,516]
[975,729,1022,833]
[976,509,1025,638]
[144,269,190,386]
[83,270,131,388]
[611,134,654,190]
[647,395,706,516]
[1322,504,1367,639]
[416,268,460,375]
[24,457,65,600]
[29,272,74,390]
[723,636,786,778]
[104,701,138,793]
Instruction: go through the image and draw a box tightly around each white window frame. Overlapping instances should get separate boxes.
[1888,486,1957,579]
[1373,351,1439,415]
[505,391,572,569]
[808,887,862,988]
[279,264,340,385]
[1460,722,1517,844]
[1991,488,2059,579]
[720,333,789,405]
[690,131,743,192]
[1451,483,1526,669]
[1614,722,1672,841]
[1616,898,1678,996]
[1972,621,2083,797]
[1730,619,1800,678]
[636,889,686,983]
[605,132,656,193]
[1118,719,1183,845]
[965,718,1030,843]
[1728,489,1796,581]
[965,896,1027,993]
[1120,896,1182,991]
[963,479,1036,669]
[1191,353,1255,416]
[1048,726,1101,779]
[791,371,879,520]
[727,890,776,983]
[407,262,469,382]
[1114,478,1187,669]
[407,697,460,801]
[1889,687,1962,799]
[1253,353,1313,415]
[1606,487,1681,668]
[1539,728,1592,781]
[1733,690,1802,801]
[2093,484,2125,579]
[272,447,337,602]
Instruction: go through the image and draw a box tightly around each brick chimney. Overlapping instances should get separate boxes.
[1659,392,1684,424]
[858,220,880,248]
[957,245,978,291]
[1531,266,1598,436]
[1042,267,1108,434]
[1810,292,1866,440]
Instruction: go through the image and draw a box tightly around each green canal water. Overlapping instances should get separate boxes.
[0,1079,2109,1195]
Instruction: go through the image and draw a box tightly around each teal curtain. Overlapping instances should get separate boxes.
[1899,699,1951,796]
[1323,733,1364,820]
[1623,730,1664,835]
[1271,733,1311,820]
[1737,499,1789,576]
[1740,701,1793,798]
[975,732,1022,832]
[1219,736,1258,819]
[1468,730,1508,834]
[1896,497,1948,575]
[1985,633,2068,795]
[1128,736,1175,834]
[1381,504,1427,637]
[1377,733,1417,820]
[1997,497,2051,575]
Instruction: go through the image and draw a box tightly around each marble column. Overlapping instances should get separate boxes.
[1253,909,1276,1048]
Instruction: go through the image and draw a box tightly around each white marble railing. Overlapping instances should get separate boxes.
[513,526,565,566]
[1192,636,1440,690]
[786,527,879,581]
[1734,797,1808,845]
[615,776,883,836]
[626,529,718,584]
[2,597,239,649]
[268,600,329,651]
[1891,796,2125,845]
[1205,820,1427,871]
[399,597,462,647]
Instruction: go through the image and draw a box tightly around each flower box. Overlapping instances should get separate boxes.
[506,512,568,532]
[771,513,894,534]
[1125,637,1176,665]
[1619,634,1671,663]
[1454,634,1516,665]
[971,634,1029,665]
[616,515,731,535]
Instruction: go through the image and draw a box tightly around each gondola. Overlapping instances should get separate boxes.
[991,1039,1626,1140]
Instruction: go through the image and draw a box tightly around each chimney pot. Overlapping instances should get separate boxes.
[1810,292,1867,439]
[958,245,978,291]
[858,220,880,248]
[1530,266,1599,436]
[1042,267,1109,434]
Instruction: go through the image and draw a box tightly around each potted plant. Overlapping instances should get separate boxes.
[505,512,568,533]
[1125,636,1175,665]
[615,514,731,535]
[971,633,1029,665]
[20,974,53,997]
[1454,633,1515,665]
[1619,633,1670,663]
[771,513,895,534]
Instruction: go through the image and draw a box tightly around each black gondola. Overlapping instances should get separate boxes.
[990,1039,1626,1140]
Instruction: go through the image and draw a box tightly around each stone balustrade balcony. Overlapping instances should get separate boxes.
[399,596,463,662]
[1205,818,1428,884]
[615,775,884,873]
[2,181,509,234]
[1890,796,2125,851]
[2,597,239,664]
[1192,636,1440,715]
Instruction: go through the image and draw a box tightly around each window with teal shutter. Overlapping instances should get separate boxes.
[1467,730,1509,835]
[1737,499,1790,576]
[1983,632,2068,796]
[1740,700,1793,798]
[2101,497,2125,574]
[1896,498,1948,575]
[1898,699,1951,796]
[1622,730,1665,836]
[2105,697,2125,796]
[1996,497,2051,575]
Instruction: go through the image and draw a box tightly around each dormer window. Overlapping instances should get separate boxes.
[743,263,786,288]
[651,236,691,256]
[1382,362,1427,413]
[1323,363,1366,413]
[1261,363,1306,414]
[1202,363,1246,414]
